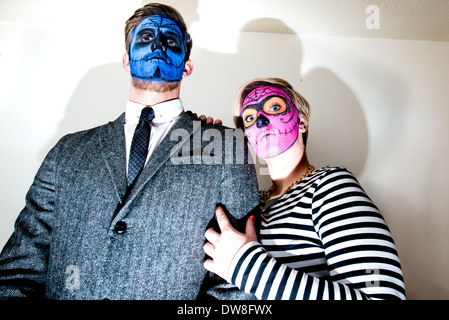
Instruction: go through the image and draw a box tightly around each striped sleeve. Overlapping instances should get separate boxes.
[228,168,406,300]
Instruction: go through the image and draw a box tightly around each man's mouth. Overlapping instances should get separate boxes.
[142,50,169,62]
[149,54,165,61]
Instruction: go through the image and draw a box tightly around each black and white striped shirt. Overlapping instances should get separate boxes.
[229,166,406,300]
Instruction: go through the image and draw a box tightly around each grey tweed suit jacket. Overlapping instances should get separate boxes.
[0,111,259,299]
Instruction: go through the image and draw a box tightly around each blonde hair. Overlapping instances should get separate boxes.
[233,78,311,141]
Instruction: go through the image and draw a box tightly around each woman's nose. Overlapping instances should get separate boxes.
[256,113,270,128]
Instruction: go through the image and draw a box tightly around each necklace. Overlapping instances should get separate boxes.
[261,164,316,203]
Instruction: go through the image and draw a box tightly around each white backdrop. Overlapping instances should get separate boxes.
[1,0,449,299]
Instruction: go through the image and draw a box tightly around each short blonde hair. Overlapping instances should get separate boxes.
[233,78,311,141]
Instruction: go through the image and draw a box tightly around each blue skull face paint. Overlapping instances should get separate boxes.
[129,16,186,82]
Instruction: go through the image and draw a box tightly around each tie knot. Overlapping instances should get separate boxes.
[140,107,155,123]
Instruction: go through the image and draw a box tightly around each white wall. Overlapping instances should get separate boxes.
[1,0,448,299]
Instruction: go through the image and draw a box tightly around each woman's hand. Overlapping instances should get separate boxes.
[193,113,223,125]
[203,206,257,282]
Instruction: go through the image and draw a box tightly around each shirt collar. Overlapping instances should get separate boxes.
[125,98,184,124]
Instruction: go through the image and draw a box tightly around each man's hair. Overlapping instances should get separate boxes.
[125,3,193,61]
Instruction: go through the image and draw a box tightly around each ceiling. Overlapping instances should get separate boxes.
[2,0,446,42]
[163,0,449,42]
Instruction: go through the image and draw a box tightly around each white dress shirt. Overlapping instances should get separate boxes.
[124,99,184,176]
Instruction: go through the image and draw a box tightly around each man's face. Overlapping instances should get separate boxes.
[241,86,300,159]
[129,16,186,82]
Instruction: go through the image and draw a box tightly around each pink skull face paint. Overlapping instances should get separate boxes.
[241,86,300,159]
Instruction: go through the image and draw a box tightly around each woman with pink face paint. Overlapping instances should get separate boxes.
[203,78,406,300]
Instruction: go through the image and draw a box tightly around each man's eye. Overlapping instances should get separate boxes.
[139,33,154,42]
[167,39,178,47]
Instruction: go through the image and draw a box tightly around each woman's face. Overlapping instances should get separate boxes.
[241,86,300,159]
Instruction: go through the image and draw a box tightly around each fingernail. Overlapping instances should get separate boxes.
[250,215,255,222]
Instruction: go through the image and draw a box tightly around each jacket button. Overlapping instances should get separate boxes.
[114,221,127,234]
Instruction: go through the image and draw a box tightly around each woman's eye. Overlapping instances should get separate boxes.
[245,115,255,123]
[242,107,257,128]
[263,97,287,115]
[270,105,281,112]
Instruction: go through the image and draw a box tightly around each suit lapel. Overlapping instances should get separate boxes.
[99,113,128,203]
[123,112,198,206]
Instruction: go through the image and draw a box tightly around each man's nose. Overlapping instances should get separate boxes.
[256,113,270,128]
[152,32,165,52]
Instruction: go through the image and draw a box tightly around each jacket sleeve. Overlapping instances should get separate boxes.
[0,137,63,299]
[198,134,261,300]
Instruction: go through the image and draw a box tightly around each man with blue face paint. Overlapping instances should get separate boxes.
[123,7,194,94]
[129,16,187,84]
[0,3,259,300]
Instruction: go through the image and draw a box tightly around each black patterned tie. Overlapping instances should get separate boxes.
[127,107,155,187]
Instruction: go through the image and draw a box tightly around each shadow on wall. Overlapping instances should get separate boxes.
[181,18,369,188]
[302,67,368,177]
[40,63,130,160]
